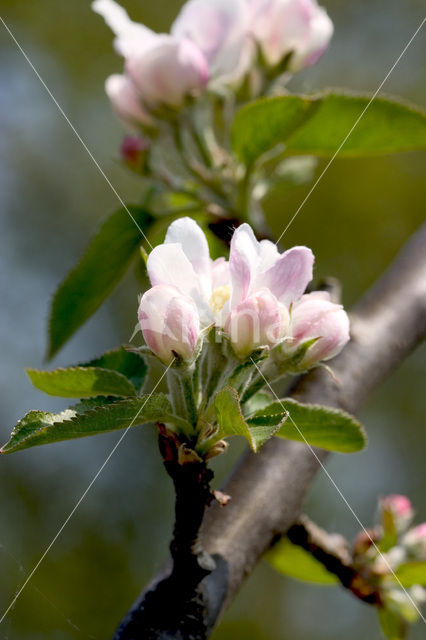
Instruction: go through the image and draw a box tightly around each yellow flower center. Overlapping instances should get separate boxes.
[209,285,231,315]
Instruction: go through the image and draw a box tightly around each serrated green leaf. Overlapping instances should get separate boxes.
[231,92,426,165]
[48,206,153,359]
[243,392,273,415]
[82,347,147,391]
[266,538,338,585]
[27,366,137,398]
[1,395,190,454]
[378,608,407,640]
[247,399,366,453]
[214,386,282,452]
[394,562,426,588]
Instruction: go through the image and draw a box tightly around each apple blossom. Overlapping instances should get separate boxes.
[105,74,153,129]
[403,523,426,559]
[225,223,312,354]
[380,494,414,533]
[285,291,350,369]
[171,0,253,90]
[249,0,333,71]
[225,289,287,357]
[138,284,200,364]
[93,0,209,110]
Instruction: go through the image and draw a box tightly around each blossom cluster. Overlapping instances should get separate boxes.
[92,0,333,125]
[353,494,426,624]
[137,217,349,366]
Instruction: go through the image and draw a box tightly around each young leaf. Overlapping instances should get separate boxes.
[247,399,366,453]
[266,538,338,585]
[395,562,426,588]
[48,206,153,359]
[231,95,316,165]
[214,386,283,452]
[378,608,407,640]
[27,366,137,398]
[231,92,426,165]
[82,347,147,390]
[1,394,190,454]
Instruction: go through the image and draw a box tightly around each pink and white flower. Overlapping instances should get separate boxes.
[93,0,208,111]
[249,0,333,70]
[225,223,312,355]
[171,0,254,90]
[138,284,200,364]
[144,218,312,357]
[380,494,414,533]
[403,523,426,559]
[287,291,350,369]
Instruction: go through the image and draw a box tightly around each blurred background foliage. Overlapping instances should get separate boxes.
[0,1,425,638]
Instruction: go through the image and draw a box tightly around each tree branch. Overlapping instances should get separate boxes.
[113,224,426,639]
[287,516,382,605]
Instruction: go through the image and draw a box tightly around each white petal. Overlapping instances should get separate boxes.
[229,223,260,308]
[165,217,211,295]
[92,0,155,57]
[171,0,253,88]
[147,243,214,326]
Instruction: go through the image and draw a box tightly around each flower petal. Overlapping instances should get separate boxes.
[229,223,260,308]
[258,246,314,305]
[171,0,253,88]
[147,242,214,326]
[165,217,211,296]
[92,0,155,57]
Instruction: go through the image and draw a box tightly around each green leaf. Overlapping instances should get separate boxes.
[1,394,190,454]
[231,95,316,165]
[48,206,153,359]
[266,538,338,585]
[378,608,407,640]
[247,399,366,453]
[395,562,426,588]
[214,386,283,452]
[27,367,137,398]
[243,392,274,415]
[231,92,426,165]
[82,347,147,391]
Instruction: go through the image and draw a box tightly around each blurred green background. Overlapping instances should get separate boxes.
[1,1,425,638]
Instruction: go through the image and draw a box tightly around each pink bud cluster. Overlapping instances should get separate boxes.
[93,0,333,126]
[137,217,349,364]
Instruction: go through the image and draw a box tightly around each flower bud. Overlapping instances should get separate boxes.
[138,284,200,364]
[224,289,288,357]
[105,74,152,128]
[380,494,414,533]
[288,291,349,369]
[249,0,333,71]
[125,35,209,109]
[120,136,150,173]
[403,523,426,559]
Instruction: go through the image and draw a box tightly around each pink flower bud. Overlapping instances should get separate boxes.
[249,0,333,71]
[105,74,152,128]
[380,495,414,532]
[126,35,209,109]
[138,285,200,364]
[289,291,349,368]
[94,0,209,110]
[224,289,288,357]
[403,523,426,559]
[120,136,150,172]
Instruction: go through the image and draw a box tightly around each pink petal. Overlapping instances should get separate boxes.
[258,246,314,305]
